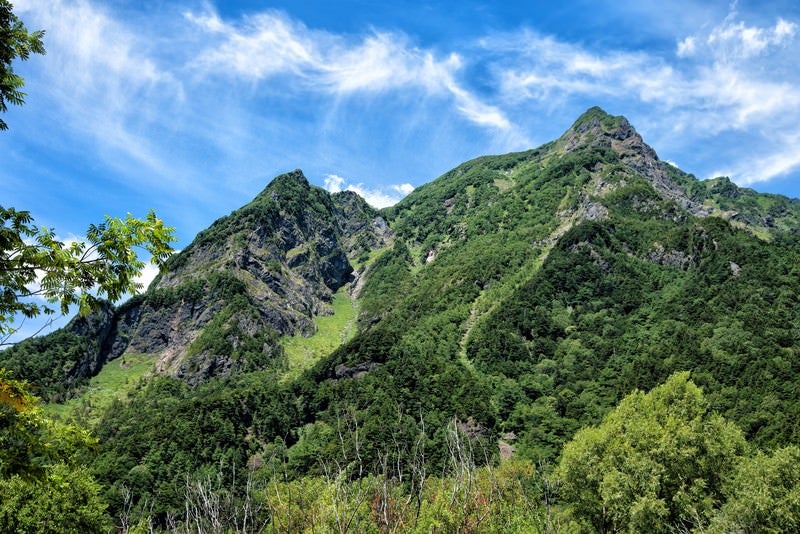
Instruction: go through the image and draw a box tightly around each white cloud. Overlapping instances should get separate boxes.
[183,9,227,33]
[14,0,184,180]
[135,263,161,292]
[16,0,171,89]
[705,169,732,181]
[727,132,800,186]
[323,174,411,208]
[323,174,346,193]
[676,36,697,57]
[392,183,415,195]
[186,7,512,132]
[188,10,317,80]
[775,18,797,40]
[491,12,800,184]
[9,0,800,210]
[493,32,659,104]
[345,184,404,208]
[706,17,797,59]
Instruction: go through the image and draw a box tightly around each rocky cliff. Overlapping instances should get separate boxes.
[12,170,393,389]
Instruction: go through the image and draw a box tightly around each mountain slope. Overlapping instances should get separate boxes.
[299,106,800,461]
[2,170,392,393]
[3,107,800,525]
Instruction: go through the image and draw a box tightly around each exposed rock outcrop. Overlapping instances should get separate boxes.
[47,170,394,385]
[561,107,711,218]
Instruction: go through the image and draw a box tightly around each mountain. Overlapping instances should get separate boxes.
[2,170,392,393]
[3,107,800,528]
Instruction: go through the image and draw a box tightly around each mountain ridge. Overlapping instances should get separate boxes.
[3,107,800,528]
[6,107,800,395]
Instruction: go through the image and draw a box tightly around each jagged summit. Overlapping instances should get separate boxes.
[252,168,310,204]
[559,106,642,153]
[568,106,628,132]
[552,106,714,216]
[389,106,714,252]
[8,106,800,398]
[266,168,309,189]
[4,166,393,386]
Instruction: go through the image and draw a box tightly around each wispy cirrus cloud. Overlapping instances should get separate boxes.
[678,16,796,60]
[185,7,512,132]
[705,17,796,59]
[6,0,800,238]
[495,27,798,128]
[490,8,800,185]
[14,0,184,176]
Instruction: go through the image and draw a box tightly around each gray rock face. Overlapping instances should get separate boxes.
[561,109,711,218]
[647,243,694,269]
[333,361,380,380]
[55,170,394,385]
[614,136,711,218]
[62,304,116,383]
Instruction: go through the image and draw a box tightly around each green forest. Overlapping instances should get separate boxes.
[3,106,800,532]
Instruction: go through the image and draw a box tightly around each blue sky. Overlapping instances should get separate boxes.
[2,0,800,338]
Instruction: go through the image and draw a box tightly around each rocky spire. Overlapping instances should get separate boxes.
[560,107,710,216]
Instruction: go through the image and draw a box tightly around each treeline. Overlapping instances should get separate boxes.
[3,371,798,532]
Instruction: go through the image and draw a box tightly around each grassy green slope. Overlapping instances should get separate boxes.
[45,353,156,424]
[281,286,358,381]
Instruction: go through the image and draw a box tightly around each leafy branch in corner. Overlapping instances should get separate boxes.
[0,0,46,131]
[0,206,176,343]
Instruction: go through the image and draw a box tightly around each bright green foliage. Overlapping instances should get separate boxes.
[92,373,299,520]
[468,200,800,459]
[0,207,176,340]
[0,463,109,533]
[710,445,800,532]
[259,459,548,533]
[558,372,747,532]
[0,329,92,401]
[356,239,413,326]
[0,370,96,478]
[0,371,109,531]
[281,286,357,381]
[413,458,548,532]
[0,0,45,131]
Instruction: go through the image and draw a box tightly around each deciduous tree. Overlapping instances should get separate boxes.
[558,372,747,532]
[0,0,45,130]
[0,207,176,343]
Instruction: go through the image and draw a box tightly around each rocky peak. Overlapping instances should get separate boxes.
[560,107,709,217]
[268,168,309,189]
[17,168,395,387]
[255,168,311,205]
[560,107,640,153]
